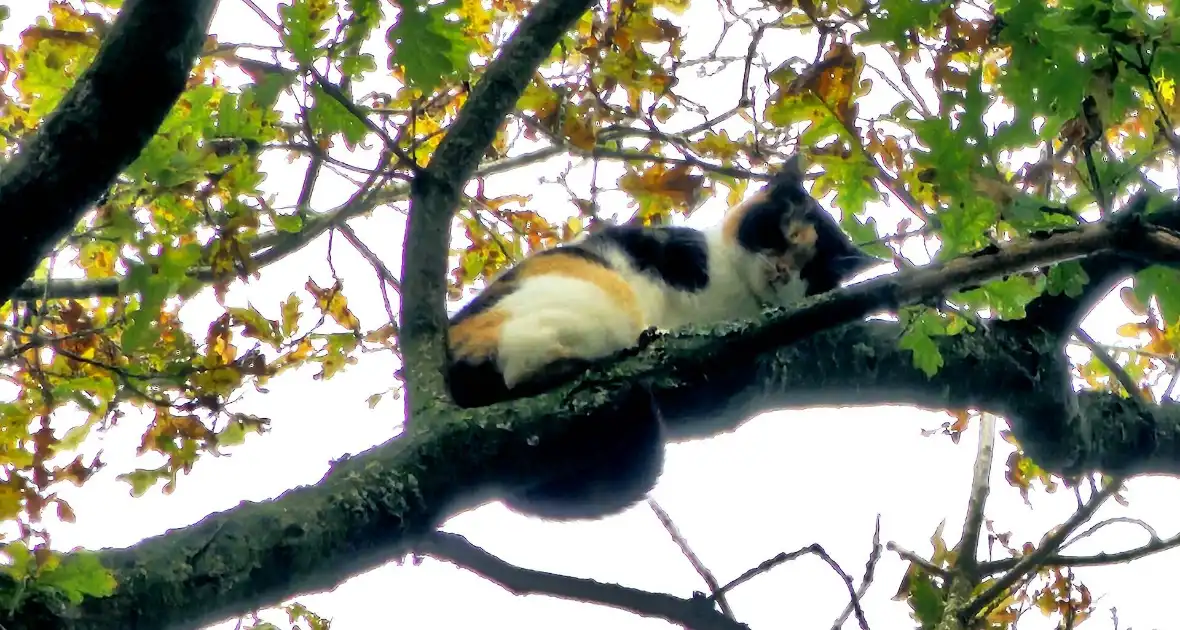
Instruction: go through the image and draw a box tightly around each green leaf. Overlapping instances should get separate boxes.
[909,571,945,627]
[2,541,34,579]
[309,83,370,149]
[1046,261,1089,298]
[117,468,169,497]
[899,307,946,377]
[279,0,336,66]
[856,0,948,50]
[954,275,1046,320]
[1134,266,1180,327]
[273,212,304,233]
[386,0,474,92]
[122,244,201,353]
[281,293,303,337]
[35,551,117,605]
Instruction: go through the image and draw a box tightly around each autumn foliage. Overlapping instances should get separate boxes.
[0,0,1178,627]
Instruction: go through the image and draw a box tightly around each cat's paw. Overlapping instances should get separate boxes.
[636,326,662,349]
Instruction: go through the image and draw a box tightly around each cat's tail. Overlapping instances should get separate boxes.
[500,384,666,521]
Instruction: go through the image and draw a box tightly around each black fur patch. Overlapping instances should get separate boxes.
[583,224,711,292]
[734,183,813,255]
[801,205,881,295]
[501,385,665,520]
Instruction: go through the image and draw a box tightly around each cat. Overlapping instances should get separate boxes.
[445,155,882,520]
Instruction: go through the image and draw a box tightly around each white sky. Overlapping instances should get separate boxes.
[4,1,1179,629]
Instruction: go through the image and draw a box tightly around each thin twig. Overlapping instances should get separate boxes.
[647,500,735,619]
[716,544,870,630]
[830,516,882,630]
[1074,327,1144,400]
[885,542,951,579]
[977,529,1180,575]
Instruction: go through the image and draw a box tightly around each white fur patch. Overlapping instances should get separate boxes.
[494,274,644,388]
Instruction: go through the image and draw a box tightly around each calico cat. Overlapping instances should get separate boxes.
[446,155,881,520]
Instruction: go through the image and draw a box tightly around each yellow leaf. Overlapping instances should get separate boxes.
[1115,323,1143,338]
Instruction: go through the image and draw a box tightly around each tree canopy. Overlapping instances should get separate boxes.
[0,0,1179,628]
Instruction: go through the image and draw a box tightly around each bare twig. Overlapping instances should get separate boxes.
[647,500,735,619]
[977,529,1180,575]
[417,531,750,630]
[830,516,882,630]
[885,542,951,579]
[1074,327,1145,401]
[715,544,869,630]
[13,179,405,300]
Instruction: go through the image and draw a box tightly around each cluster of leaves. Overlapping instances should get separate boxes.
[894,520,1096,629]
[0,0,415,576]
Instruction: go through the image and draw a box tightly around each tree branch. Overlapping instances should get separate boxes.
[0,0,220,305]
[416,531,749,630]
[13,198,1180,629]
[956,414,997,578]
[977,529,1180,574]
[398,0,600,408]
[10,180,405,301]
[957,477,1123,623]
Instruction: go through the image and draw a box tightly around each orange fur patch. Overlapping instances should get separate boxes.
[450,308,507,361]
[516,252,644,329]
[721,190,767,242]
[777,219,819,272]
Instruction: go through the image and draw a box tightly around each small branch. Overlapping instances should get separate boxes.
[1074,327,1143,400]
[12,180,405,301]
[587,147,767,181]
[239,0,282,33]
[338,223,400,291]
[417,531,750,630]
[830,516,882,630]
[977,530,1180,575]
[885,542,951,579]
[956,413,997,578]
[647,500,735,619]
[1063,516,1160,549]
[714,544,868,630]
[958,476,1126,623]
[308,68,420,173]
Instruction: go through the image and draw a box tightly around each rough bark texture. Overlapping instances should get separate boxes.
[0,0,220,304]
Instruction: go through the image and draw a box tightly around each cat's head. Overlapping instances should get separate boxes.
[723,154,883,295]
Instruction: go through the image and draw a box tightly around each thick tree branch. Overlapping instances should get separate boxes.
[398,0,599,408]
[13,212,1180,629]
[0,0,220,305]
[416,531,749,630]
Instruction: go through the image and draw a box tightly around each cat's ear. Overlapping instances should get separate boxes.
[782,153,806,180]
